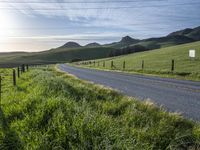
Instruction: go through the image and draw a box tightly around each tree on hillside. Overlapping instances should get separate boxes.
[108,45,147,57]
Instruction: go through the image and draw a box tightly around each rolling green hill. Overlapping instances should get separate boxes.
[168,26,200,41]
[108,34,195,50]
[0,52,28,58]
[0,47,116,67]
[85,42,101,47]
[0,26,199,67]
[58,41,82,49]
[107,26,200,50]
[136,35,195,49]
[105,36,140,48]
[81,41,200,79]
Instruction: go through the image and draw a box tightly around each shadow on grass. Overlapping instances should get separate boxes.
[16,85,27,93]
[111,65,117,70]
[0,106,22,150]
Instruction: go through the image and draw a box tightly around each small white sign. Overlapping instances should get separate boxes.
[189,49,195,58]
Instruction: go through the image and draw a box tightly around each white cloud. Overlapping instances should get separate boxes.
[5,0,165,28]
[6,32,126,41]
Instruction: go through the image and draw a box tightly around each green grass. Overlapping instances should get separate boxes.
[81,41,200,80]
[0,66,199,149]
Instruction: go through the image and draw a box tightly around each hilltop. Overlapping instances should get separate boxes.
[105,36,140,48]
[58,41,82,49]
[85,42,101,47]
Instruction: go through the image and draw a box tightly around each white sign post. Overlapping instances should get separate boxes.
[189,50,195,59]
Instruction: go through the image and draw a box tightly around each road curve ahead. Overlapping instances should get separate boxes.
[59,64,200,121]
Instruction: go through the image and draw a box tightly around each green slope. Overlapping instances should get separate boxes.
[136,35,195,49]
[82,41,200,77]
[0,47,116,67]
[169,26,200,41]
[106,36,140,48]
[107,26,200,53]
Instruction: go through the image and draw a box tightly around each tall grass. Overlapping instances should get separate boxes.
[0,67,199,149]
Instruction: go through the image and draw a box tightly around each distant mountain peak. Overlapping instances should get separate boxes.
[59,41,81,48]
[85,42,101,47]
[120,36,139,44]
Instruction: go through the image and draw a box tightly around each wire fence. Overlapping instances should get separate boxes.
[0,64,30,105]
[80,58,200,75]
[0,64,51,106]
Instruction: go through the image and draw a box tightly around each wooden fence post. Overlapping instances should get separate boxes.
[21,64,25,73]
[23,64,25,72]
[21,65,23,73]
[23,64,26,72]
[123,61,126,70]
[171,59,175,72]
[13,69,16,86]
[142,60,144,70]
[111,61,113,68]
[17,67,20,78]
[0,75,2,104]
[26,64,29,71]
[22,65,24,73]
[103,61,105,67]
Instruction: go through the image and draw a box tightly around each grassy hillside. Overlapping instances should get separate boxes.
[0,52,28,58]
[81,41,200,79]
[106,36,140,48]
[0,67,199,149]
[107,26,200,50]
[169,26,200,41]
[0,47,116,67]
[135,35,195,49]
[134,26,200,49]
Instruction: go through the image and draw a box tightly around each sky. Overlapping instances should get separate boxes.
[0,0,200,52]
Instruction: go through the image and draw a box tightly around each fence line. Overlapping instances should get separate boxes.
[0,64,31,105]
[79,59,199,73]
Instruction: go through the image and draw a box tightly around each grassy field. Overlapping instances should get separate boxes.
[0,66,199,149]
[80,41,200,80]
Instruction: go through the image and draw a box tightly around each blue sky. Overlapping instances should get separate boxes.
[0,0,200,52]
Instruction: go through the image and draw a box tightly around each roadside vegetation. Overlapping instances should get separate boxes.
[80,41,200,81]
[0,67,199,149]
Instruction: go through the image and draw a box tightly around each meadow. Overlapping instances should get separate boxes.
[81,41,200,80]
[0,66,199,149]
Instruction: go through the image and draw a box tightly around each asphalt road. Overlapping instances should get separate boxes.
[59,64,200,121]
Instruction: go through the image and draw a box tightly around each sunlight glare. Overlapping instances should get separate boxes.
[0,11,16,38]
[0,8,18,51]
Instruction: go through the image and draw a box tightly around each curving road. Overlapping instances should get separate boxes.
[59,64,200,121]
